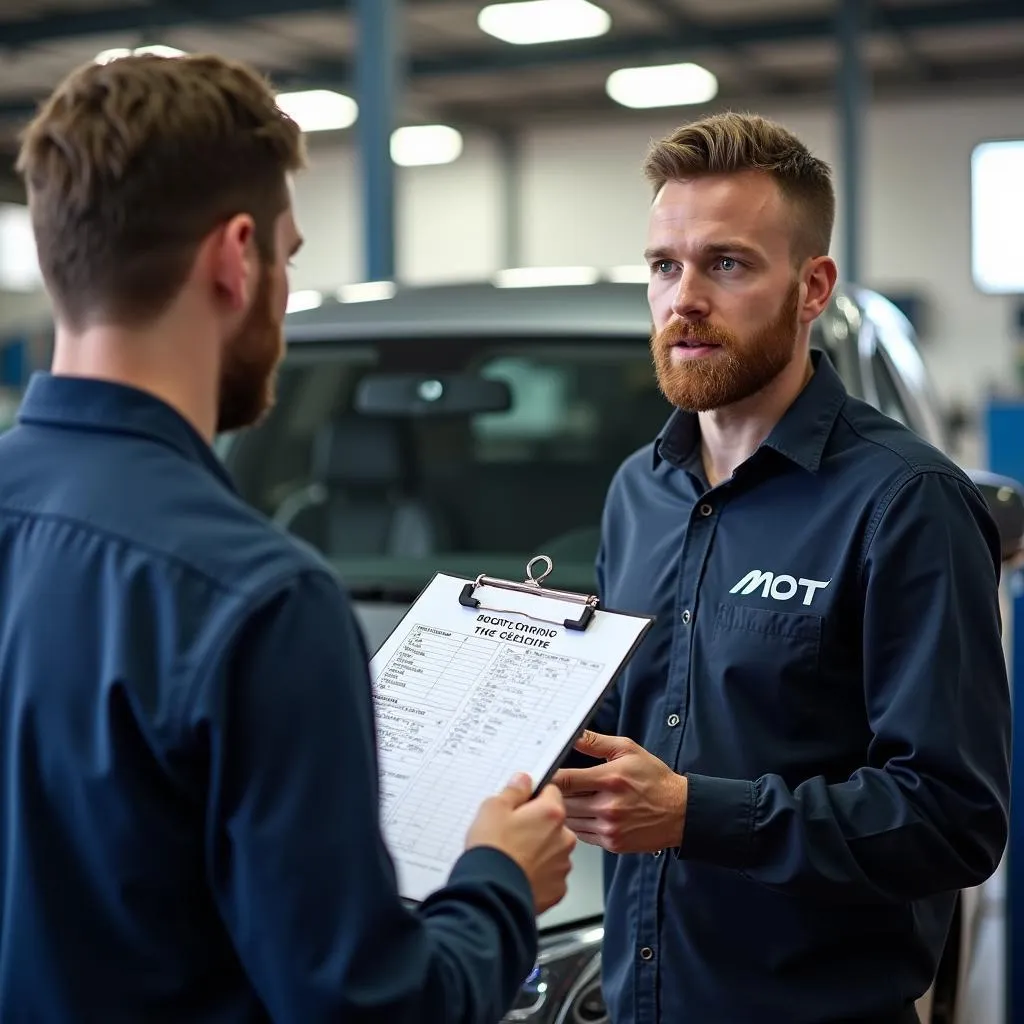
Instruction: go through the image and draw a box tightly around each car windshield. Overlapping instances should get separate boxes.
[224,334,672,598]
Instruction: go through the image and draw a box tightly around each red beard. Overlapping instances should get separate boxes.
[650,281,801,412]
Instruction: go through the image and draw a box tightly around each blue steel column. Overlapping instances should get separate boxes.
[835,0,866,285]
[356,0,399,282]
[982,401,1024,1024]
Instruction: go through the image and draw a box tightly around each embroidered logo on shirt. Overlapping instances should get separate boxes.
[729,570,831,607]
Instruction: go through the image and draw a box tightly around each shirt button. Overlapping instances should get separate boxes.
[667,713,680,727]
[640,947,655,961]
[653,849,663,858]
[699,503,713,517]
[681,609,691,625]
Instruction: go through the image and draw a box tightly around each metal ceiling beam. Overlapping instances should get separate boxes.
[631,0,797,94]
[0,0,1020,118]
[0,0,345,48]
[431,52,1024,124]
[407,0,1024,77]
[0,0,1019,55]
[875,0,945,82]
[4,53,1024,138]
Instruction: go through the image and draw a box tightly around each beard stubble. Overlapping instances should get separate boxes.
[216,266,285,435]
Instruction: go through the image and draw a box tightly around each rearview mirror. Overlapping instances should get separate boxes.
[968,469,1024,563]
[355,373,513,417]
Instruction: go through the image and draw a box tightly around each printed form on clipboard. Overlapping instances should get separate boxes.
[368,555,654,904]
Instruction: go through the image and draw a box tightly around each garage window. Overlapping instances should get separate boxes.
[971,139,1024,295]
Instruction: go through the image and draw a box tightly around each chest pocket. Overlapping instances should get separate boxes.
[710,602,823,735]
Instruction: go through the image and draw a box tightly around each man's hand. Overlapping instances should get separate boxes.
[553,731,688,855]
[466,774,577,914]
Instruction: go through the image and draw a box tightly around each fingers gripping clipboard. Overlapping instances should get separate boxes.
[367,555,655,903]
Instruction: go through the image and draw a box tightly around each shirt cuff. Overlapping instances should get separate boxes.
[676,773,757,867]
[448,846,535,911]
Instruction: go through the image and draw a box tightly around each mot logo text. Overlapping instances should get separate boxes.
[729,570,831,607]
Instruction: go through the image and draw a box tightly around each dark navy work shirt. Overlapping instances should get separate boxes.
[0,373,537,1023]
[589,350,1011,1024]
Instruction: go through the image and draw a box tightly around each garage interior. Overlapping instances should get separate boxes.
[0,3,1022,1024]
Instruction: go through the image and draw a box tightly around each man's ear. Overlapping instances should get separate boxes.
[210,213,258,313]
[800,255,839,323]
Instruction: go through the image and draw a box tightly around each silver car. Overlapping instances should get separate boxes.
[220,279,1022,1024]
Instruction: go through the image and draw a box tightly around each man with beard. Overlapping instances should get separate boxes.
[0,53,577,1022]
[554,112,1010,1023]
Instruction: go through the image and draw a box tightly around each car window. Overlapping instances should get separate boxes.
[224,338,672,597]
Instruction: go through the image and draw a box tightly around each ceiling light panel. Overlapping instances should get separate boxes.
[606,62,719,109]
[478,0,611,45]
[391,125,464,167]
[276,89,359,133]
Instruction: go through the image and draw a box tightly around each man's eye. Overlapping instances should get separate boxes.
[654,260,674,274]
[718,257,739,272]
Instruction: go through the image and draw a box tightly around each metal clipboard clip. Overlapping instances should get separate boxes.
[458,554,599,632]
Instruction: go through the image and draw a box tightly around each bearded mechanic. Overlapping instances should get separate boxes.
[554,112,1011,1024]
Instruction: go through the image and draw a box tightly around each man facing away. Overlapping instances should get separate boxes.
[0,53,576,1022]
[554,112,1011,1023]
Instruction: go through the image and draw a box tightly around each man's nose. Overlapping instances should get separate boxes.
[670,269,711,321]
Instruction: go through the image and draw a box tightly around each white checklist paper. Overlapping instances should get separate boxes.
[368,571,653,903]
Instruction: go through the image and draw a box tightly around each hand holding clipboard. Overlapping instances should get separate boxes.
[367,556,654,903]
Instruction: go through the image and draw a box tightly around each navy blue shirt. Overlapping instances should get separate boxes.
[0,373,537,1023]
[590,350,1011,1023]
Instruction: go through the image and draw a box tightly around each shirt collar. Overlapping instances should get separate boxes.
[16,372,237,490]
[653,348,847,475]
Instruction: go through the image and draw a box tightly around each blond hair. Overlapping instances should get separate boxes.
[643,111,834,261]
[16,52,307,330]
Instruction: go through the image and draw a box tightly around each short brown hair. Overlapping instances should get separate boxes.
[16,52,307,330]
[643,111,834,262]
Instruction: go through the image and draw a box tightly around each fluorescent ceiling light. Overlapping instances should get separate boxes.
[607,265,650,284]
[337,281,397,303]
[495,266,601,288]
[286,289,323,314]
[95,44,186,63]
[606,62,718,109]
[478,0,611,45]
[276,89,358,133]
[391,125,464,167]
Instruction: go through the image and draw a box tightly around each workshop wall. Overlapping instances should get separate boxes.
[287,92,1022,415]
[1,92,1018,423]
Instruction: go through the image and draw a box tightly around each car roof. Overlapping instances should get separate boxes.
[283,280,656,343]
[282,279,860,361]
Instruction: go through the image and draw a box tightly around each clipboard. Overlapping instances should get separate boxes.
[367,555,655,904]
[458,554,599,632]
